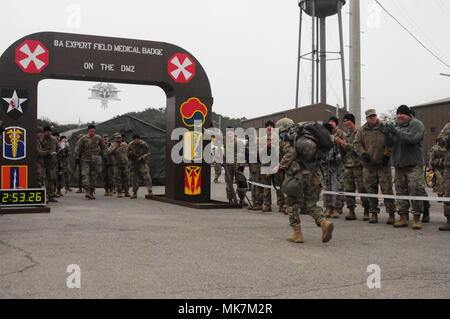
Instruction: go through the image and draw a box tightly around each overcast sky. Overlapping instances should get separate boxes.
[1,0,449,124]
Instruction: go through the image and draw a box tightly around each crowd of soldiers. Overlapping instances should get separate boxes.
[217,105,450,244]
[36,124,153,202]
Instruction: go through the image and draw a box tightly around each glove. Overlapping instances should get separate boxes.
[382,155,390,166]
[361,153,371,164]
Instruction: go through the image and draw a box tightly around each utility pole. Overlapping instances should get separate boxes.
[349,0,361,126]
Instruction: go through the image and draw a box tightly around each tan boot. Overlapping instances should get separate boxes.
[394,214,409,228]
[90,189,96,199]
[248,205,262,211]
[369,213,378,224]
[438,216,450,231]
[130,192,137,199]
[386,213,396,225]
[287,225,304,243]
[262,205,272,212]
[412,214,422,230]
[345,207,357,220]
[85,189,94,200]
[325,207,332,218]
[363,208,370,221]
[332,208,341,218]
[319,218,334,243]
[117,192,123,198]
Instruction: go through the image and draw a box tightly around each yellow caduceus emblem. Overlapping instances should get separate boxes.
[3,127,26,160]
[184,166,202,195]
[183,131,203,161]
[7,128,23,158]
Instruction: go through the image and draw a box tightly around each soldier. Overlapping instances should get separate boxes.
[211,137,222,183]
[108,133,129,198]
[74,134,85,194]
[322,123,344,218]
[328,116,345,139]
[354,109,397,224]
[260,120,285,213]
[275,118,334,244]
[223,127,245,205]
[247,130,263,211]
[387,105,428,229]
[428,138,446,197]
[56,134,71,196]
[128,134,153,199]
[437,112,450,231]
[36,127,46,188]
[41,126,60,202]
[121,134,131,197]
[74,125,106,199]
[101,134,114,196]
[335,113,370,220]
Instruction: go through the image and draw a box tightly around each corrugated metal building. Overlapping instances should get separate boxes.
[242,104,347,129]
[411,97,450,156]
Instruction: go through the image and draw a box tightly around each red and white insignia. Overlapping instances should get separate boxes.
[168,53,196,83]
[15,40,49,73]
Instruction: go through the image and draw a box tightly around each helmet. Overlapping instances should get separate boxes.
[275,118,294,132]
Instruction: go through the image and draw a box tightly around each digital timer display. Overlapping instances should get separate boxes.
[0,189,46,206]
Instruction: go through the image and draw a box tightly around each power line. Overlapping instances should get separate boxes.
[374,0,450,68]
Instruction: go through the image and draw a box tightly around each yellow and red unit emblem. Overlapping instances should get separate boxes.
[184,166,202,195]
[180,97,207,127]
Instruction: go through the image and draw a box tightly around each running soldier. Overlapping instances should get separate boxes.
[108,133,129,198]
[41,126,60,202]
[128,134,153,199]
[74,125,106,199]
[275,118,334,244]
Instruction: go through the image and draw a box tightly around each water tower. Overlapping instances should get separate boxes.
[295,0,347,110]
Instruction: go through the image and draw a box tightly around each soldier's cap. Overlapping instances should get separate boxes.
[102,133,109,138]
[113,132,121,138]
[87,124,96,130]
[43,126,52,132]
[365,109,377,117]
[132,134,141,140]
[37,126,44,133]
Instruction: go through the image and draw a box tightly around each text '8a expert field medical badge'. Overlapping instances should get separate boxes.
[3,127,26,160]
[1,89,28,120]
[184,166,201,195]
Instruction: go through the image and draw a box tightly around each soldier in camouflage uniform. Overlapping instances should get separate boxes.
[108,133,129,198]
[428,139,446,197]
[322,123,344,218]
[101,134,114,196]
[260,120,285,213]
[128,134,153,199]
[74,125,106,199]
[329,116,345,139]
[335,113,370,220]
[276,118,334,244]
[354,109,397,224]
[436,113,450,231]
[223,127,245,204]
[387,105,428,230]
[56,134,71,196]
[36,127,46,188]
[74,134,85,194]
[245,129,263,211]
[41,126,60,202]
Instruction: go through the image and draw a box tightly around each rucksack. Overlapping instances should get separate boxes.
[288,122,333,152]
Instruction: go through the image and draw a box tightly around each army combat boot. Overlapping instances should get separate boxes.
[369,213,378,224]
[262,205,272,212]
[386,213,396,225]
[412,214,422,230]
[319,218,334,243]
[438,216,450,231]
[287,225,304,243]
[421,205,430,223]
[345,207,356,220]
[90,189,96,199]
[130,192,137,199]
[117,191,123,198]
[363,208,370,221]
[145,191,154,199]
[332,208,341,218]
[325,207,332,218]
[85,189,94,200]
[248,205,262,211]
[394,214,409,228]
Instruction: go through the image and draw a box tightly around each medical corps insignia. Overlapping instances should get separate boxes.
[184,166,201,195]
[1,166,28,189]
[3,127,26,160]
[1,89,28,120]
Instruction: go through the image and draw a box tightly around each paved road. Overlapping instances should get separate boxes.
[1,175,449,298]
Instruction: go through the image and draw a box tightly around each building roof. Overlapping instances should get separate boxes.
[412,97,450,108]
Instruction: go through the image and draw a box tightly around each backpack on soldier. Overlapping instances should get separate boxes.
[288,122,333,152]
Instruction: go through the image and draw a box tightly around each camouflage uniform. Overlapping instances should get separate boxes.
[108,140,129,194]
[128,140,153,194]
[437,122,450,225]
[223,137,245,203]
[56,141,70,192]
[41,134,59,199]
[322,136,344,210]
[74,135,85,192]
[102,139,114,194]
[340,128,370,211]
[354,120,396,216]
[75,134,106,191]
[428,143,445,196]
[36,137,46,187]
[248,163,263,207]
[390,118,427,219]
